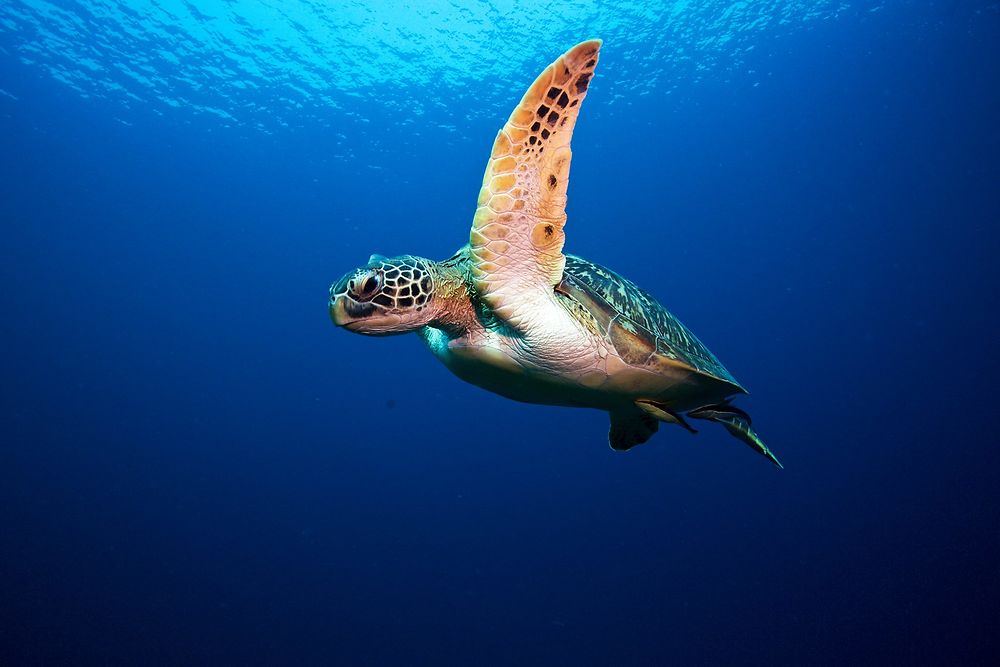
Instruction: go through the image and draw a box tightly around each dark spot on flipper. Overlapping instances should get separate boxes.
[586,59,596,67]
[531,121,540,132]
[556,91,570,108]
[540,128,550,140]
[575,72,591,93]
[537,104,550,118]
[543,223,554,236]
[547,174,557,190]
[546,86,561,99]
[529,136,537,145]
[547,111,559,126]
[569,99,578,107]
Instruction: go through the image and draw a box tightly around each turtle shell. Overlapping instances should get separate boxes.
[559,255,746,395]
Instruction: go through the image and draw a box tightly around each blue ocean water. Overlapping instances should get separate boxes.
[2,0,998,664]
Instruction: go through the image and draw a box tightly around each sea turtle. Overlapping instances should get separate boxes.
[329,39,781,467]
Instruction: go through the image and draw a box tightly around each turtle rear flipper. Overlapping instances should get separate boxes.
[688,404,783,468]
[608,407,659,451]
[635,399,699,434]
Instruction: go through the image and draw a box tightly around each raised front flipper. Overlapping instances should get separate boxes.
[470,40,601,329]
[688,404,783,468]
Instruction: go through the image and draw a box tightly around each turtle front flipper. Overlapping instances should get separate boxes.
[469,40,601,328]
[688,404,783,469]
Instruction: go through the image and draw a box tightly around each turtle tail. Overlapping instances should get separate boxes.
[688,403,783,469]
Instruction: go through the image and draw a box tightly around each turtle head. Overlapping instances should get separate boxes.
[329,254,438,336]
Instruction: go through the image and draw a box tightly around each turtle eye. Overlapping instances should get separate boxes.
[354,271,382,300]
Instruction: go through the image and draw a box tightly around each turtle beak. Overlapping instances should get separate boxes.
[329,293,376,329]
[329,296,351,327]
[329,274,357,328]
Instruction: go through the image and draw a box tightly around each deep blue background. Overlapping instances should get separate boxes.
[2,3,999,665]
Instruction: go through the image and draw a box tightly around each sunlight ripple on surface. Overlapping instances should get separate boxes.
[1,0,878,134]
